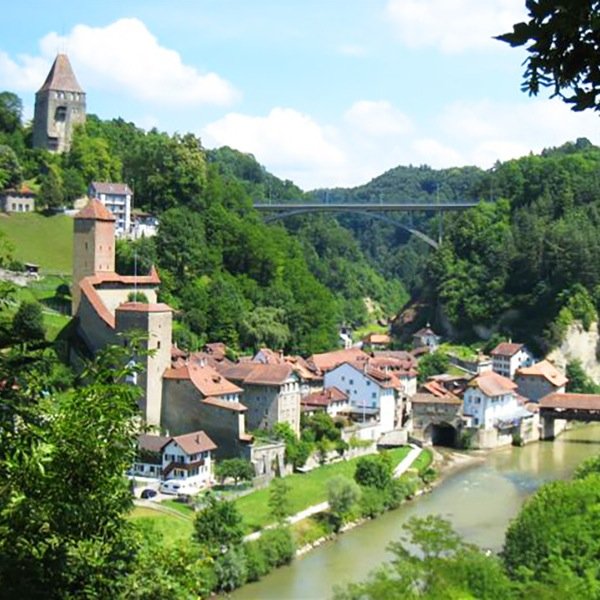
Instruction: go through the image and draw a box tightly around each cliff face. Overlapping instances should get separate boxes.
[547,322,600,383]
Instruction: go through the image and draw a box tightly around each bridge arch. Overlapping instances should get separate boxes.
[262,208,440,249]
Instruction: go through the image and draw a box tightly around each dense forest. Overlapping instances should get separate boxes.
[2,88,600,355]
[0,91,407,355]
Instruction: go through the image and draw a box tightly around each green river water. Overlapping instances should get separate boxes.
[231,424,600,600]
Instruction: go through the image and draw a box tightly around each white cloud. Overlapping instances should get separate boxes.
[385,0,526,53]
[436,99,600,166]
[0,18,238,107]
[344,100,413,136]
[202,107,346,189]
[412,138,463,167]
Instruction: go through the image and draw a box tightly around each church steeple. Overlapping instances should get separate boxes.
[33,54,86,153]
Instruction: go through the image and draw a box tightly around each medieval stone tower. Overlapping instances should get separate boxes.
[72,199,116,315]
[33,54,86,153]
[115,304,173,427]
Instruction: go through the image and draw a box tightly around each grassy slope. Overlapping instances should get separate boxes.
[0,212,73,273]
[235,447,411,532]
[129,506,194,546]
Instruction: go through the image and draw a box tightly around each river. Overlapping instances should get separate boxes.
[231,424,600,600]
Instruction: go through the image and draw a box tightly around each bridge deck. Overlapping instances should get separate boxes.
[253,202,479,212]
[539,392,600,421]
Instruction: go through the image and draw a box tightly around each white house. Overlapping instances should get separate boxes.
[89,181,133,235]
[463,370,529,430]
[490,342,534,379]
[323,361,402,433]
[412,326,441,351]
[515,359,568,402]
[161,430,217,490]
[132,433,171,478]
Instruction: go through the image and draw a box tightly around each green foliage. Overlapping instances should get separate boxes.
[39,163,64,210]
[127,291,148,304]
[0,144,22,189]
[566,359,600,394]
[502,475,600,583]
[0,91,22,134]
[358,486,387,519]
[239,306,290,351]
[334,516,512,599]
[269,477,292,523]
[328,475,361,528]
[574,454,600,480]
[354,454,393,490]
[11,300,46,346]
[497,1,600,112]
[0,345,142,598]
[215,457,255,486]
[244,540,270,582]
[214,547,248,593]
[417,350,450,383]
[193,492,244,556]
[258,526,296,567]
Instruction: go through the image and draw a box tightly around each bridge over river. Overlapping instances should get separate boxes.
[539,392,600,439]
[253,200,480,248]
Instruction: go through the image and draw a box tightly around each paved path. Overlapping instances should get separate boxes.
[244,445,422,542]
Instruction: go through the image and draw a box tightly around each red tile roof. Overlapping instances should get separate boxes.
[137,433,171,453]
[362,333,391,345]
[116,302,172,313]
[164,363,243,397]
[169,430,217,454]
[203,395,247,412]
[421,380,460,401]
[38,53,83,93]
[411,392,462,405]
[540,392,600,410]
[74,198,115,221]
[309,347,369,373]
[469,370,517,397]
[302,386,348,407]
[516,360,568,387]
[490,342,524,357]
[220,362,295,386]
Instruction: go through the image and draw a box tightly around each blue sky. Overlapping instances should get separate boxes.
[1,1,598,190]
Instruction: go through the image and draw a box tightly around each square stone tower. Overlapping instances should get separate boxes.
[72,199,116,314]
[33,54,86,153]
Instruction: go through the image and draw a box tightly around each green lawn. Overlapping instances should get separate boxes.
[0,212,73,273]
[235,447,412,532]
[129,506,194,546]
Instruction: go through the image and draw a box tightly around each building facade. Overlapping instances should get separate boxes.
[89,182,133,235]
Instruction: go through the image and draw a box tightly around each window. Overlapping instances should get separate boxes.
[372,392,376,399]
[55,106,67,121]
[349,379,354,385]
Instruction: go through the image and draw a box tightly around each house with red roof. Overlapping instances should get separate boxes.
[490,341,534,379]
[515,359,568,402]
[0,184,36,213]
[219,362,301,435]
[463,371,537,447]
[301,387,349,417]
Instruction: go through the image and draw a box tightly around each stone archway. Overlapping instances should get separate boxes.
[428,422,458,448]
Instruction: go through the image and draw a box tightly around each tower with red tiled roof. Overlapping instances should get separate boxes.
[72,199,116,314]
[33,54,86,152]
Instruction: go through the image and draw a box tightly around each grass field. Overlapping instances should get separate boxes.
[129,505,194,546]
[0,212,73,273]
[235,446,412,532]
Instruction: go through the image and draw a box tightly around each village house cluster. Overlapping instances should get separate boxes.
[44,52,587,496]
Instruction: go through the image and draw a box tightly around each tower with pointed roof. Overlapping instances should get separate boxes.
[72,198,116,314]
[33,54,86,152]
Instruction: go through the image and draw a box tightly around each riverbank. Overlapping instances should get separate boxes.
[231,425,600,600]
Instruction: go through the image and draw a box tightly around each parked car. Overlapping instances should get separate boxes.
[140,488,157,499]
[159,480,184,495]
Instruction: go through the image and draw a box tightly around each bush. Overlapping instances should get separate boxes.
[359,486,386,519]
[258,527,295,568]
[243,540,269,582]
[214,547,247,592]
[421,467,438,485]
[384,478,410,510]
[354,454,393,490]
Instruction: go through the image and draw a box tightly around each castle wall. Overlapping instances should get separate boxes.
[115,307,172,427]
[96,287,158,314]
[162,379,247,459]
[78,293,118,353]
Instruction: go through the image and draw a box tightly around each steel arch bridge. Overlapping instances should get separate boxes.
[253,201,479,249]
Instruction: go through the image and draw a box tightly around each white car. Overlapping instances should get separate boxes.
[160,480,197,496]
